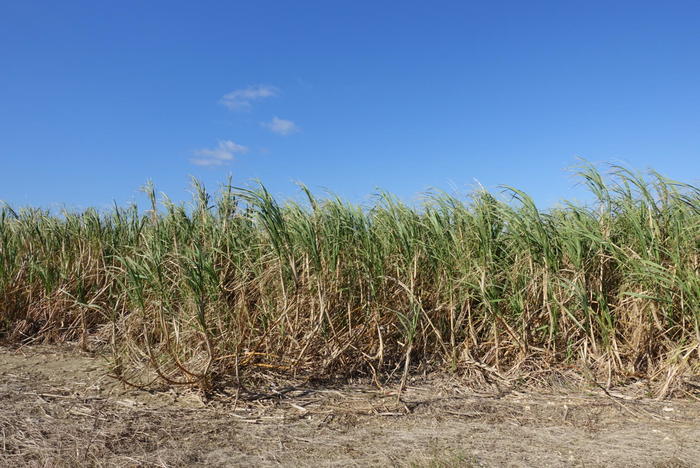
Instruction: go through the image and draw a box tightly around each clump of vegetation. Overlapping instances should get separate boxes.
[1,163,698,395]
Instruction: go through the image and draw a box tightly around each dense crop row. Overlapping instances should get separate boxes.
[1,164,699,395]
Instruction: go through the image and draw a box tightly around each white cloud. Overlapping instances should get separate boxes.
[220,85,279,110]
[190,140,248,166]
[262,116,299,136]
[190,158,227,167]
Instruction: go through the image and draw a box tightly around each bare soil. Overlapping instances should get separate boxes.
[1,345,699,467]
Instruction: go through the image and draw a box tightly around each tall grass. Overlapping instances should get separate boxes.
[1,163,698,395]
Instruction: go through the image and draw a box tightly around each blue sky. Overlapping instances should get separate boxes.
[2,1,700,209]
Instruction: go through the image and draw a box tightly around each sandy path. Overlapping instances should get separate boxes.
[1,345,698,467]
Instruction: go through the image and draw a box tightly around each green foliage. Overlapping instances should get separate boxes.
[1,163,698,393]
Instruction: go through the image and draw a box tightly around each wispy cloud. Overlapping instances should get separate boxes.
[190,140,248,166]
[262,116,300,136]
[220,85,279,110]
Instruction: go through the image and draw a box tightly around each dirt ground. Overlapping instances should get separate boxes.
[1,345,698,467]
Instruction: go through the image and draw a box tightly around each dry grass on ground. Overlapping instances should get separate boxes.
[2,345,699,467]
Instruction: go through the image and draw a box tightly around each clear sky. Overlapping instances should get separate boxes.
[2,1,699,209]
